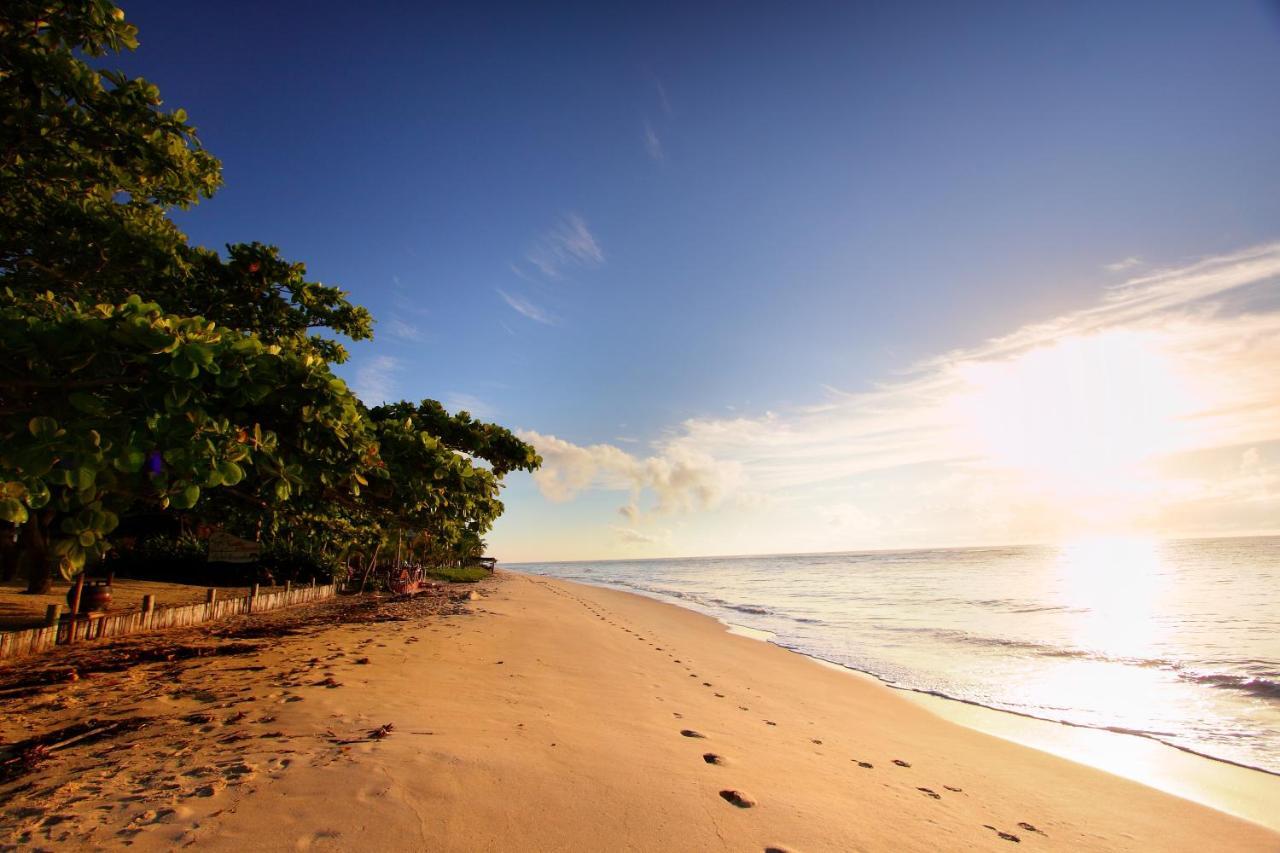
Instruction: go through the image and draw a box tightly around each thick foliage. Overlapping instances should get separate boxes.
[0,2,539,591]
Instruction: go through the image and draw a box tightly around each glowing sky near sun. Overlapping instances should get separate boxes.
[503,244,1280,559]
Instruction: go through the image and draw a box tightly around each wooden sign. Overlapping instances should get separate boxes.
[207,531,260,563]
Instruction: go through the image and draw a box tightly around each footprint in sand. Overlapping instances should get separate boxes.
[810,739,822,745]
[764,720,777,726]
[719,789,757,808]
[854,760,873,769]
[982,825,1021,843]
[703,753,725,765]
[680,729,707,739]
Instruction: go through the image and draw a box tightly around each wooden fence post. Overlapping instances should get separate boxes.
[206,588,218,604]
[249,583,259,613]
[45,604,61,626]
[141,594,155,614]
[285,580,292,594]
[67,575,85,644]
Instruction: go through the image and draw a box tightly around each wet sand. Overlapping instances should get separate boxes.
[0,572,1276,851]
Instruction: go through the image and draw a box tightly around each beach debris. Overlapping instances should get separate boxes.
[355,657,371,665]
[764,720,777,726]
[0,716,152,783]
[810,738,822,745]
[1017,823,1045,835]
[719,789,757,808]
[369,723,395,740]
[855,761,873,768]
[944,785,963,792]
[917,787,941,799]
[679,729,706,738]
[702,753,725,765]
[892,759,911,767]
[313,676,342,688]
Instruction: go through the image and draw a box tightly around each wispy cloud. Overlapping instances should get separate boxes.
[610,525,669,546]
[1105,256,1143,272]
[386,318,425,343]
[518,242,1280,544]
[643,120,663,161]
[653,76,672,116]
[353,355,400,406]
[497,289,556,325]
[524,214,604,280]
[442,392,495,419]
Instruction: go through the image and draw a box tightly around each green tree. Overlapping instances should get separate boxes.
[0,1,539,593]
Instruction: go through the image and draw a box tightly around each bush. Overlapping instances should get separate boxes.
[104,534,211,583]
[424,566,490,584]
[257,543,341,586]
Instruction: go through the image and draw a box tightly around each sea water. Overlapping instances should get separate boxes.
[513,535,1280,775]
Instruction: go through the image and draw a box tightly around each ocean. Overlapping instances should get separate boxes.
[512,535,1280,776]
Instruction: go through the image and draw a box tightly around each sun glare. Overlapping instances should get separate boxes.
[950,330,1196,497]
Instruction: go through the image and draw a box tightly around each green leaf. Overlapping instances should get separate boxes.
[114,449,147,473]
[68,392,107,415]
[28,417,59,438]
[170,484,200,509]
[0,499,28,524]
[217,460,244,486]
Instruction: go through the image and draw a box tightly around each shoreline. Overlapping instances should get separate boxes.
[2,571,1276,851]
[539,571,1280,831]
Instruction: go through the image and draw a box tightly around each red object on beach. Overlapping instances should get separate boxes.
[389,566,424,596]
[66,578,112,614]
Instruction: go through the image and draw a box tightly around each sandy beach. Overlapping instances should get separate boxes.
[1,571,1276,852]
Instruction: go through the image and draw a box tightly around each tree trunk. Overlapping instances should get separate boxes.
[0,523,17,582]
[22,513,54,594]
[358,541,382,594]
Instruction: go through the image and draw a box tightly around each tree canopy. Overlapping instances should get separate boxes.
[0,1,539,592]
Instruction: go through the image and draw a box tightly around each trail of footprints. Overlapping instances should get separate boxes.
[530,576,1046,849]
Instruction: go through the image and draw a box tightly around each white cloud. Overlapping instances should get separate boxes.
[497,289,556,325]
[611,525,669,546]
[353,355,399,406]
[1105,256,1143,272]
[517,430,742,516]
[643,120,663,161]
[525,214,604,279]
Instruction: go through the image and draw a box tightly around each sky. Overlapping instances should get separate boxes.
[114,1,1280,561]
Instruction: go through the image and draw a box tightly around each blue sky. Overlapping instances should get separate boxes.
[117,1,1280,559]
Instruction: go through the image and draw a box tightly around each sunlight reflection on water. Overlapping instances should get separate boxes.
[516,535,1280,775]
